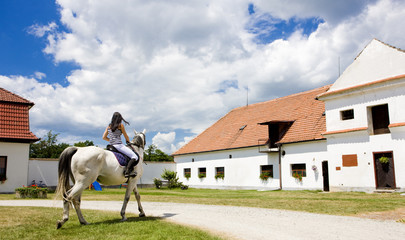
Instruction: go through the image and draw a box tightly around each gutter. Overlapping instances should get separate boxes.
[277,143,282,190]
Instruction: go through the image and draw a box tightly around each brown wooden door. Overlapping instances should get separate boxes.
[373,152,396,189]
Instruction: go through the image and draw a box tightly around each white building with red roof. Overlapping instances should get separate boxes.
[173,39,405,192]
[0,88,39,192]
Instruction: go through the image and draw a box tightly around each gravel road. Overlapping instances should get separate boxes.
[1,200,404,240]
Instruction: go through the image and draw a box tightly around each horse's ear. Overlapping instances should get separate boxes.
[142,129,146,134]
[134,130,138,135]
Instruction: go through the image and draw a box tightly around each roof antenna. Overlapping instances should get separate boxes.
[246,85,249,107]
[338,56,341,77]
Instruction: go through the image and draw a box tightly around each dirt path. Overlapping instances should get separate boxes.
[1,200,404,240]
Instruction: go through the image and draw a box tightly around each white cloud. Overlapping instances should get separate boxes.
[152,132,177,154]
[27,22,58,37]
[2,0,405,152]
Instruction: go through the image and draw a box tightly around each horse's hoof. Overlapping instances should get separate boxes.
[139,213,146,217]
[80,221,90,226]
[56,221,63,229]
[121,217,128,222]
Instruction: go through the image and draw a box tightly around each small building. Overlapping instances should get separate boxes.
[173,39,405,192]
[0,88,39,193]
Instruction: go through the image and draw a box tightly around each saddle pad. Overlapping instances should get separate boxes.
[113,152,128,166]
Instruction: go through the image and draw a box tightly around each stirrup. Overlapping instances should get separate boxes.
[125,171,137,178]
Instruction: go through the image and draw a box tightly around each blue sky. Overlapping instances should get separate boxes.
[0,1,77,87]
[1,0,405,153]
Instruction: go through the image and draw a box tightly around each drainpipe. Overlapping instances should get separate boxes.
[277,143,282,190]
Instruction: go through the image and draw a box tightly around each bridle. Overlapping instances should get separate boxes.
[127,132,146,149]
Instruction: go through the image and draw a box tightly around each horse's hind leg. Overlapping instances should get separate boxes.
[57,199,71,229]
[69,183,90,225]
[133,185,145,217]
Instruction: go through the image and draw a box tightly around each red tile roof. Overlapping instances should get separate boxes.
[0,88,39,143]
[173,85,330,156]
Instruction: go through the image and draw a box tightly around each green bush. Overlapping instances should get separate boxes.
[153,178,162,189]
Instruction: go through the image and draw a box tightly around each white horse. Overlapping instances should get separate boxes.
[56,129,146,229]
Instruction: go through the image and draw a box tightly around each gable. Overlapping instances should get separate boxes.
[173,85,329,156]
[0,88,39,143]
[328,39,405,93]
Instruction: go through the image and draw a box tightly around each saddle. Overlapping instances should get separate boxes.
[106,145,140,167]
[107,145,130,166]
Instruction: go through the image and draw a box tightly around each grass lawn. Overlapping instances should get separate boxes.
[0,206,223,240]
[2,187,405,216]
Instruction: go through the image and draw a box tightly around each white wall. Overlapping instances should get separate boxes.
[28,159,59,187]
[139,161,176,185]
[0,142,30,193]
[175,147,281,190]
[27,158,175,188]
[280,141,328,190]
[324,80,405,191]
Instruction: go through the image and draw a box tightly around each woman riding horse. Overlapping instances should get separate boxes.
[102,112,138,178]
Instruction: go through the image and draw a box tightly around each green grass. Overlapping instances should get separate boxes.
[2,187,405,216]
[75,188,405,216]
[0,206,223,240]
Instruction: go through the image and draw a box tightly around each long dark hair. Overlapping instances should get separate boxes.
[110,112,129,131]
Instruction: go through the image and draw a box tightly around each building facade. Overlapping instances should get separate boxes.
[0,88,39,193]
[173,39,405,192]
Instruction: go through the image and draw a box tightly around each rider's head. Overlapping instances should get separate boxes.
[110,112,129,131]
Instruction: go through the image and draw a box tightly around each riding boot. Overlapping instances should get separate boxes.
[124,158,139,178]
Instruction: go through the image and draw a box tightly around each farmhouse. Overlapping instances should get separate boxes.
[0,88,39,193]
[173,39,405,192]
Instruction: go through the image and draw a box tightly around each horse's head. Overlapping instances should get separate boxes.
[129,129,146,149]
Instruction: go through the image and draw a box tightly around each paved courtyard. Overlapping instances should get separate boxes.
[1,200,404,240]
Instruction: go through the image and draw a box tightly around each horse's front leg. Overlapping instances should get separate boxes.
[133,185,145,217]
[120,185,132,222]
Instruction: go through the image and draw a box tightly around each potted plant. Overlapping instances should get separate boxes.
[198,173,206,179]
[0,177,6,184]
[292,172,303,181]
[184,173,191,180]
[259,172,272,181]
[378,156,390,164]
[215,173,224,180]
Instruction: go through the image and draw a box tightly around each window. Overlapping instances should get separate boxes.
[198,167,206,178]
[260,165,273,179]
[340,109,354,120]
[369,104,390,135]
[215,167,225,179]
[0,156,7,181]
[184,168,191,179]
[291,164,306,178]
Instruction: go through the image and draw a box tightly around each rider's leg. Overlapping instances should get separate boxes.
[113,144,139,177]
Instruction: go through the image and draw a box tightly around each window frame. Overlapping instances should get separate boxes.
[198,167,206,178]
[260,165,273,179]
[291,163,306,177]
[369,104,390,135]
[184,168,191,179]
[340,109,354,121]
[215,167,225,179]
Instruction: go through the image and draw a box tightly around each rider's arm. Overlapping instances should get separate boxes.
[102,126,110,142]
[120,123,130,143]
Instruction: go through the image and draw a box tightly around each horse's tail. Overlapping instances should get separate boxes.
[55,147,78,200]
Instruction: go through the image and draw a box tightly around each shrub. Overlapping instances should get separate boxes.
[153,178,162,189]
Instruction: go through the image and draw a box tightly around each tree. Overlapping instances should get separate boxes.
[74,140,94,147]
[144,144,174,162]
[30,130,69,158]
